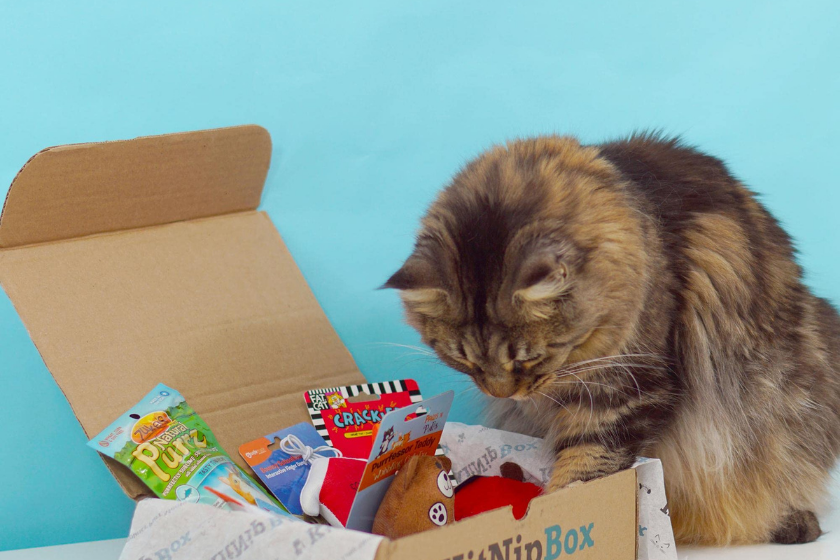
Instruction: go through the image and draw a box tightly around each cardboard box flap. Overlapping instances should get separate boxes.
[0,129,366,499]
[377,469,638,560]
[0,125,270,248]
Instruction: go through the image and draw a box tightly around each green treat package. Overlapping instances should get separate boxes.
[88,383,288,515]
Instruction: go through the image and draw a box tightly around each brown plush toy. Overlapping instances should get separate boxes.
[372,455,454,538]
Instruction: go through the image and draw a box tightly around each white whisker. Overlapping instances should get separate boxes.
[549,364,663,386]
[567,372,595,433]
[370,342,436,355]
[614,362,643,399]
[535,390,574,416]
[561,353,663,368]
[550,380,615,390]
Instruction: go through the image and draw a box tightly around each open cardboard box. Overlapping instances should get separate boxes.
[0,125,638,559]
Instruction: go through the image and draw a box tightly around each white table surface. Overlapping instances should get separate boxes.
[2,475,838,560]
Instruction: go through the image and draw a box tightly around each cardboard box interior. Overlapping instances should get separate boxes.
[0,126,637,559]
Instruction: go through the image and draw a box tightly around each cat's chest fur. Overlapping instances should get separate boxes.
[391,133,840,545]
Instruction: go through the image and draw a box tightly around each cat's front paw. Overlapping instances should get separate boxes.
[546,469,579,492]
[546,443,632,492]
[546,473,590,492]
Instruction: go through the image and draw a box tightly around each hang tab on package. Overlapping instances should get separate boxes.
[345,391,454,533]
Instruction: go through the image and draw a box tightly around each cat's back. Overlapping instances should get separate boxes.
[598,134,789,247]
[598,133,840,413]
[597,134,803,309]
[595,135,840,544]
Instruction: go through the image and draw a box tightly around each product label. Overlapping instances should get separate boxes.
[89,383,288,516]
[239,422,337,516]
[304,380,422,458]
[344,390,454,533]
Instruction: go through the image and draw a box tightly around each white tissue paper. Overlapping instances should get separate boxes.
[440,422,678,560]
[118,498,383,560]
[632,457,677,559]
[118,422,675,560]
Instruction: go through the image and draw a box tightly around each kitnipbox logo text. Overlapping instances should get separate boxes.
[441,522,595,560]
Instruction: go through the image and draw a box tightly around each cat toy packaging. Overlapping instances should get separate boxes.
[88,383,286,515]
[348,390,453,531]
[294,392,453,530]
[238,422,339,515]
[0,126,638,559]
[304,379,423,458]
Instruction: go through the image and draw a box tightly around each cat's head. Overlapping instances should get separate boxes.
[385,137,650,400]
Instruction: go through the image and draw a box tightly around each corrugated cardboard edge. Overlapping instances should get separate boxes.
[0,125,368,500]
[0,272,153,498]
[635,472,641,559]
[0,209,369,500]
[374,469,638,560]
[0,125,273,497]
[0,124,270,248]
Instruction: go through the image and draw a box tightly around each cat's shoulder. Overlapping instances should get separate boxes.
[596,131,752,220]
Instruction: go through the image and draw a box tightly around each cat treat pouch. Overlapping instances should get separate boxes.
[88,383,287,515]
[239,422,341,516]
[304,379,422,458]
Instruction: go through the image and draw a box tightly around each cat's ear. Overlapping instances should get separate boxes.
[512,248,570,320]
[383,253,451,317]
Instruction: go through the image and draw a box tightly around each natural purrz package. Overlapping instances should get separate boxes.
[88,383,287,515]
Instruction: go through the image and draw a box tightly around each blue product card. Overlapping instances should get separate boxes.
[239,422,336,516]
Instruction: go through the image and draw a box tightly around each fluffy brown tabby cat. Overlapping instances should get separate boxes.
[384,133,840,545]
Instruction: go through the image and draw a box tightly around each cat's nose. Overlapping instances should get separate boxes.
[482,376,517,398]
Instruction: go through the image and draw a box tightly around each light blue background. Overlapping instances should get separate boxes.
[1,0,838,551]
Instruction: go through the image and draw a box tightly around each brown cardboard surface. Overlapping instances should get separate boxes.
[0,126,638,557]
[0,127,365,497]
[377,469,637,560]
[0,125,269,248]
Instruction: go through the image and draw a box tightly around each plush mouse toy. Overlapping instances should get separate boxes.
[372,455,455,538]
[373,456,543,538]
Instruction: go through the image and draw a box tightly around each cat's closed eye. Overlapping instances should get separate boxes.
[504,355,545,374]
[454,357,480,373]
[448,342,481,373]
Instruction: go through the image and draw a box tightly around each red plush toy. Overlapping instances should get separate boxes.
[372,458,543,539]
[454,471,543,521]
[299,456,367,527]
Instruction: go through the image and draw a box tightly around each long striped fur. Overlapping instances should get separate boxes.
[385,134,840,545]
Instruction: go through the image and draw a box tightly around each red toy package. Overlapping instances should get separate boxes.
[304,380,422,459]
